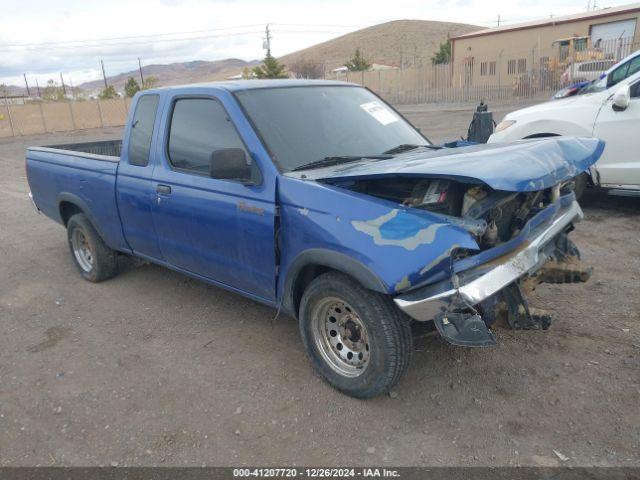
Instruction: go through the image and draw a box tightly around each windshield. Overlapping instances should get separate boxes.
[580,76,607,94]
[235,85,428,172]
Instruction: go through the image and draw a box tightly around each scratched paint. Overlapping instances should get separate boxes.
[420,244,460,275]
[394,275,412,292]
[351,209,445,251]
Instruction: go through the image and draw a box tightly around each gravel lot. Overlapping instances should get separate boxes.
[1,102,639,467]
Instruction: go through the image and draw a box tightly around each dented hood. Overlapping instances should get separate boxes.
[289,137,604,192]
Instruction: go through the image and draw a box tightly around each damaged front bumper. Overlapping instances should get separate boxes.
[394,198,585,326]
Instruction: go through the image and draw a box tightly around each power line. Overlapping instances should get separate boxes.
[0,30,266,52]
[0,23,354,49]
[0,27,353,53]
[0,24,267,48]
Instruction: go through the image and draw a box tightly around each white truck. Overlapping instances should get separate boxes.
[490,69,640,198]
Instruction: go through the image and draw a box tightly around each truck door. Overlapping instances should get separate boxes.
[592,78,640,187]
[151,95,276,302]
[116,93,164,259]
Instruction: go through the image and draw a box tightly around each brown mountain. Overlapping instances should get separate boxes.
[278,19,483,71]
[77,58,260,93]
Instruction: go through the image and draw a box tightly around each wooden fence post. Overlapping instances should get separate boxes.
[68,101,76,130]
[3,97,15,137]
[96,100,104,128]
[38,102,47,133]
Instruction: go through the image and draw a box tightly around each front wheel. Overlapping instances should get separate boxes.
[573,172,589,201]
[299,272,412,399]
[67,213,118,282]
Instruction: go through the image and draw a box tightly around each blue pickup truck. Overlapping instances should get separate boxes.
[26,80,602,398]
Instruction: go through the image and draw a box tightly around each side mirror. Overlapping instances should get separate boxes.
[209,148,252,182]
[612,85,630,111]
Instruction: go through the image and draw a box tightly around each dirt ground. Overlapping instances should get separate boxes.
[0,103,639,467]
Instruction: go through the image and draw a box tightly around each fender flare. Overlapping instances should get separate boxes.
[282,248,388,315]
[57,192,108,241]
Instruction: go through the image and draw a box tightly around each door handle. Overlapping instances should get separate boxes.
[156,184,172,195]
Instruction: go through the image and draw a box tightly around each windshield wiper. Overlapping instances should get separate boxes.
[383,143,440,154]
[291,154,393,172]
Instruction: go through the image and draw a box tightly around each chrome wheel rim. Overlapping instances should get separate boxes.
[71,229,94,272]
[311,297,370,377]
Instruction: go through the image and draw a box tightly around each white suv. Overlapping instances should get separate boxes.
[489,70,640,197]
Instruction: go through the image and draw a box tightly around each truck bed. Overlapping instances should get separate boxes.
[38,139,122,160]
[26,139,128,252]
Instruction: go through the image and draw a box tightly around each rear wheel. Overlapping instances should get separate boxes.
[299,272,412,399]
[67,213,118,282]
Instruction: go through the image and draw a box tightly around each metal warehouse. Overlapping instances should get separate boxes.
[450,3,640,88]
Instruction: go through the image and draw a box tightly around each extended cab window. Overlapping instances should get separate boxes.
[168,98,250,178]
[128,94,159,166]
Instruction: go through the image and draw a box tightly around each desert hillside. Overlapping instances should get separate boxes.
[77,58,259,93]
[279,19,483,71]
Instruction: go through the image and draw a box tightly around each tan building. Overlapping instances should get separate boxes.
[451,3,640,87]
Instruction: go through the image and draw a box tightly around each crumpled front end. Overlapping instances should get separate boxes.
[394,193,592,346]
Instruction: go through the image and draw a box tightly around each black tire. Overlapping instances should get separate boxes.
[299,272,412,399]
[66,213,118,282]
[573,172,589,201]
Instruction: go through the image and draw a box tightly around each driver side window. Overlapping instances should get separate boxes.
[167,98,258,182]
[631,81,640,99]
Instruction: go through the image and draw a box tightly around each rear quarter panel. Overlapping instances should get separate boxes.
[26,149,128,251]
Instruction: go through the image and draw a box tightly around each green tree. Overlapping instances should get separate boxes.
[99,85,118,100]
[252,53,288,79]
[142,76,159,89]
[431,36,451,65]
[43,79,65,101]
[124,77,140,97]
[345,48,372,72]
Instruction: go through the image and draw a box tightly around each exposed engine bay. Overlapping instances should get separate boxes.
[350,176,593,347]
[341,177,566,251]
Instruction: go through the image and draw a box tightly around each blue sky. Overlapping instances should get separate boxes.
[0,0,634,86]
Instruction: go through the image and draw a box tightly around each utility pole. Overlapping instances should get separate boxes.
[60,73,66,96]
[262,24,272,55]
[101,60,108,89]
[35,78,41,98]
[497,15,501,27]
[138,57,145,86]
[23,74,30,97]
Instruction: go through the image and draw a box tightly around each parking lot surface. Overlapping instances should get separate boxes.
[1,103,639,467]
